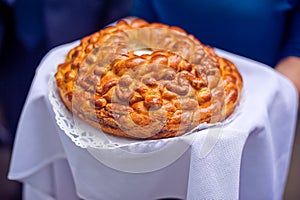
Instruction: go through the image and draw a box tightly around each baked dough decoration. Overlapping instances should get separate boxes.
[55,17,243,139]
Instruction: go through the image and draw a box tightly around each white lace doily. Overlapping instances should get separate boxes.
[48,74,243,150]
[48,73,244,172]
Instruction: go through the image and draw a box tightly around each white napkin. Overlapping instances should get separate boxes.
[8,42,298,200]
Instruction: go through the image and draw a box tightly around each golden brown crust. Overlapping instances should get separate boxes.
[55,17,243,139]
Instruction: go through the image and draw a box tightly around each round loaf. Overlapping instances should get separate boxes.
[55,17,243,139]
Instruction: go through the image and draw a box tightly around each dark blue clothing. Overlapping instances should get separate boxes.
[130,0,300,67]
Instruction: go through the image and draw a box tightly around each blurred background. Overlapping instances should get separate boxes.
[0,0,299,199]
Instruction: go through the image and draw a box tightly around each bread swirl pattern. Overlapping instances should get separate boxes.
[55,18,243,139]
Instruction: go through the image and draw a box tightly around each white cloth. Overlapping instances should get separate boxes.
[8,42,298,200]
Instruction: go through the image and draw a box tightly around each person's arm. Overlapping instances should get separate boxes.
[276,3,300,95]
[275,56,300,95]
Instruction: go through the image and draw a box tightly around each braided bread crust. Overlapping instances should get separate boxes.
[55,18,243,139]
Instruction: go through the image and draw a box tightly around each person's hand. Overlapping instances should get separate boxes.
[275,56,300,96]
